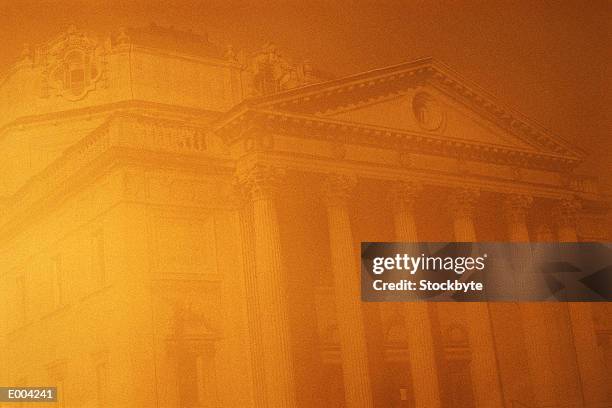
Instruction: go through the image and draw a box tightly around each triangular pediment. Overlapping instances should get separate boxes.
[324,86,541,153]
[243,58,583,161]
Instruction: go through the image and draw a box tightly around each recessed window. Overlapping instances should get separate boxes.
[63,51,88,97]
[70,68,84,84]
[178,349,219,407]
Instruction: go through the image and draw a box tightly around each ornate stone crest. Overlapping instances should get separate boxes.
[412,91,446,132]
[243,43,319,96]
[41,26,107,101]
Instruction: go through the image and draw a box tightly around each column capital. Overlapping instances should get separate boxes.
[448,188,480,219]
[388,180,423,211]
[238,162,286,202]
[322,174,358,207]
[503,194,533,224]
[228,179,251,209]
[535,224,554,241]
[554,198,582,228]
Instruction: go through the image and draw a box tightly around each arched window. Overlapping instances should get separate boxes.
[50,49,101,100]
[64,51,86,96]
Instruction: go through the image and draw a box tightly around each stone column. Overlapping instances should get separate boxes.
[503,194,532,243]
[391,181,422,242]
[502,194,535,289]
[390,181,442,408]
[555,199,609,406]
[241,163,297,408]
[451,188,479,242]
[504,194,560,406]
[323,174,374,408]
[449,188,504,407]
[233,183,268,408]
[555,198,581,242]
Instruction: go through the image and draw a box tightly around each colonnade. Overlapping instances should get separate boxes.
[237,164,608,407]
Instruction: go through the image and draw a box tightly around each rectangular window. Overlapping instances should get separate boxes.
[178,349,219,407]
[70,69,84,84]
[69,68,85,95]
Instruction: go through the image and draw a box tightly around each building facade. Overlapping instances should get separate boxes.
[0,26,610,408]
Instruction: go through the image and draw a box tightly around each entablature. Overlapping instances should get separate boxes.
[0,113,233,237]
[217,108,600,204]
[218,109,581,171]
[234,150,599,203]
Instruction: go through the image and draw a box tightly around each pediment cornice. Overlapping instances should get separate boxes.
[230,58,583,162]
[217,108,580,171]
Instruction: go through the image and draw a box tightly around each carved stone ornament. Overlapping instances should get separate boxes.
[40,26,107,101]
[246,43,319,96]
[322,174,358,207]
[448,188,480,219]
[502,194,533,224]
[510,166,523,181]
[412,91,446,132]
[554,198,582,229]
[388,180,423,211]
[238,163,286,201]
[244,131,274,153]
[398,151,415,168]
